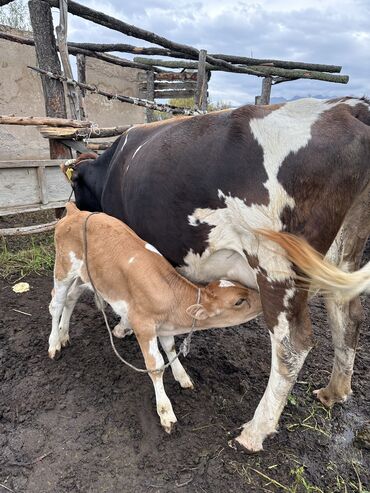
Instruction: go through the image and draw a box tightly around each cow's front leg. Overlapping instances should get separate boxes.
[159,335,194,389]
[235,281,313,452]
[134,326,177,433]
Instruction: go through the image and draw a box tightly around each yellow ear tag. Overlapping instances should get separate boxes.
[66,167,73,181]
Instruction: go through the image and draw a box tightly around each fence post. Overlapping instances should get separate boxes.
[256,76,272,105]
[76,53,87,119]
[146,70,155,122]
[195,49,208,112]
[28,0,72,218]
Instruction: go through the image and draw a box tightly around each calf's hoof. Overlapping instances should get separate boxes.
[159,409,177,434]
[59,334,70,347]
[313,387,351,408]
[177,374,194,390]
[48,344,61,359]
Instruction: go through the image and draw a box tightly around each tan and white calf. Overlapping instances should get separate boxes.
[49,203,262,432]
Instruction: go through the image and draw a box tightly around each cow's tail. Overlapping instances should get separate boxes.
[256,229,370,301]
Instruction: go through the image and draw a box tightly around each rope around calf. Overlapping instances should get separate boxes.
[83,212,199,374]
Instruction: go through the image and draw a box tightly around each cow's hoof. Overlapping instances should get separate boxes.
[313,387,351,408]
[228,438,261,454]
[232,433,264,453]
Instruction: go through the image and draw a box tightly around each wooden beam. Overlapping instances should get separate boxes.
[134,57,349,84]
[140,81,197,91]
[0,115,91,127]
[39,125,132,139]
[0,31,164,73]
[36,166,48,204]
[55,0,80,119]
[155,90,195,99]
[0,221,57,236]
[76,53,86,96]
[29,66,202,115]
[259,77,272,105]
[194,49,207,112]
[44,0,268,77]
[146,70,155,123]
[155,72,197,81]
[0,159,66,169]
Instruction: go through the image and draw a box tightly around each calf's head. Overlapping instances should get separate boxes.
[186,280,262,327]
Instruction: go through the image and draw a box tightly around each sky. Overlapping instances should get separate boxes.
[55,0,369,106]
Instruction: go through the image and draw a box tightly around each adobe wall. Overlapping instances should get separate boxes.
[0,26,146,160]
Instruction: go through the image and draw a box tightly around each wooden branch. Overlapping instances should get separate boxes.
[134,57,349,84]
[155,72,197,81]
[139,82,197,91]
[0,31,164,73]
[0,115,91,127]
[39,125,132,139]
[76,53,86,96]
[146,71,155,123]
[86,142,112,151]
[0,221,57,236]
[43,0,266,77]
[55,0,80,120]
[260,77,272,105]
[66,42,342,73]
[154,90,195,99]
[29,66,202,115]
[194,49,207,112]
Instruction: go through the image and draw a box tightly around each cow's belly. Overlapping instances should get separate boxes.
[178,248,258,290]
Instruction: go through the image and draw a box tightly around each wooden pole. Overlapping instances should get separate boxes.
[55,0,80,119]
[76,53,87,119]
[28,0,72,218]
[0,115,90,127]
[134,57,349,84]
[29,66,202,116]
[194,49,207,112]
[259,77,272,105]
[146,71,155,123]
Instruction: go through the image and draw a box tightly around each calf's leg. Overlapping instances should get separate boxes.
[134,325,177,433]
[235,281,313,452]
[159,335,193,389]
[49,278,74,358]
[58,279,86,347]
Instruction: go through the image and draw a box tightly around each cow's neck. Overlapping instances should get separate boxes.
[164,270,200,328]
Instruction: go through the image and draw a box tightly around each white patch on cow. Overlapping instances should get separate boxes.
[145,243,163,256]
[219,279,235,288]
[110,300,130,328]
[132,140,149,160]
[68,251,84,276]
[182,98,347,286]
[283,287,296,308]
[128,256,136,264]
[188,214,199,227]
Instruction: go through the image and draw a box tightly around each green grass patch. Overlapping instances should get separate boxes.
[0,235,55,279]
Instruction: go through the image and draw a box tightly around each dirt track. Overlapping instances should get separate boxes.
[0,247,369,492]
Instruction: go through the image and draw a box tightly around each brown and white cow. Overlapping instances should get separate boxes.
[49,202,262,432]
[63,97,370,451]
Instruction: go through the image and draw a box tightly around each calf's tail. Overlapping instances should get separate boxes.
[257,229,370,301]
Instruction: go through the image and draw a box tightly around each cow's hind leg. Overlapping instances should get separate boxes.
[235,281,313,452]
[159,335,193,389]
[314,198,369,407]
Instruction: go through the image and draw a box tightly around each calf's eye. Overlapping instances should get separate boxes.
[234,298,246,306]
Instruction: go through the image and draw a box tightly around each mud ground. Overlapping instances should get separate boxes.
[0,245,369,492]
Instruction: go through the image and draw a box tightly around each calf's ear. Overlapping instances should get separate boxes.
[186,303,209,320]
